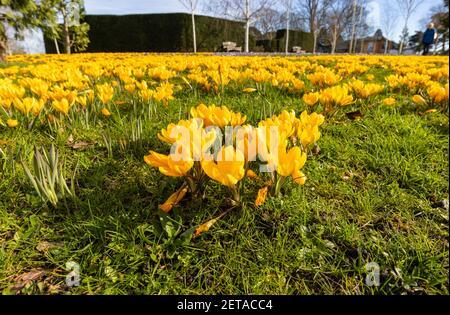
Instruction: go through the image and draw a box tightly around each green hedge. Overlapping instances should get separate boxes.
[254,30,314,53]
[44,13,257,53]
[276,29,314,52]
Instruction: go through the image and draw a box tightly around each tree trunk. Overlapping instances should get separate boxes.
[245,19,250,53]
[285,4,290,55]
[191,12,197,53]
[384,38,388,54]
[0,26,7,62]
[244,0,250,53]
[313,32,317,54]
[331,26,338,54]
[54,38,60,54]
[0,39,6,62]
[398,23,408,55]
[62,7,71,54]
[443,34,446,53]
[349,0,357,54]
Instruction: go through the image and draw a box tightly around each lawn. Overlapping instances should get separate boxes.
[0,54,448,294]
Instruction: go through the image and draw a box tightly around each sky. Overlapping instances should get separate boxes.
[21,0,444,54]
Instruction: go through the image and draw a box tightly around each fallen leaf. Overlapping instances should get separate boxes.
[193,209,231,238]
[36,241,64,253]
[194,217,219,237]
[10,268,46,291]
[66,136,96,150]
[159,185,189,213]
[255,186,268,207]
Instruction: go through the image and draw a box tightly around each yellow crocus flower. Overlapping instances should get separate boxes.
[201,146,245,188]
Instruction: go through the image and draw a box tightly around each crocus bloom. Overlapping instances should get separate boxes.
[201,146,245,188]
[7,119,18,128]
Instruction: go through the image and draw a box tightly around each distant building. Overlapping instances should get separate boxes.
[337,29,398,54]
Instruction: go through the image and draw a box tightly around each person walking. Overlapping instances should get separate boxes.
[422,23,437,55]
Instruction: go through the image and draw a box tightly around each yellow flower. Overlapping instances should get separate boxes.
[158,123,182,144]
[139,89,154,102]
[124,83,136,94]
[276,145,307,179]
[144,149,194,177]
[383,97,396,105]
[7,119,18,128]
[246,169,257,179]
[76,96,87,107]
[303,92,320,106]
[13,97,44,116]
[242,87,257,93]
[158,185,189,213]
[366,74,375,81]
[97,84,114,104]
[427,83,448,103]
[190,104,246,128]
[412,94,427,105]
[320,85,354,108]
[296,111,324,148]
[101,108,111,116]
[292,170,306,185]
[52,98,70,115]
[201,146,245,188]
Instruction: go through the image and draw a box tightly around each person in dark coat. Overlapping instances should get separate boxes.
[422,23,437,55]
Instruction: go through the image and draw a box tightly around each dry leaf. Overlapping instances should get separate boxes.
[193,209,231,238]
[10,268,46,291]
[36,241,64,253]
[255,187,268,207]
[66,135,96,150]
[158,185,189,213]
[194,217,219,237]
[423,108,437,114]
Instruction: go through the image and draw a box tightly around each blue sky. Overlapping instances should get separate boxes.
[23,0,443,53]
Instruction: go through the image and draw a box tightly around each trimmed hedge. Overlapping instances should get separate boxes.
[276,29,314,52]
[44,13,258,53]
[255,29,314,53]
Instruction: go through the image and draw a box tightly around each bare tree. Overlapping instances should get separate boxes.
[204,0,275,52]
[179,0,199,53]
[326,0,352,54]
[348,0,357,53]
[254,7,283,39]
[283,0,293,53]
[395,0,425,54]
[380,1,398,54]
[352,0,371,53]
[297,0,330,53]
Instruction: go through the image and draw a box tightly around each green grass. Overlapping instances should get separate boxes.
[0,69,448,295]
